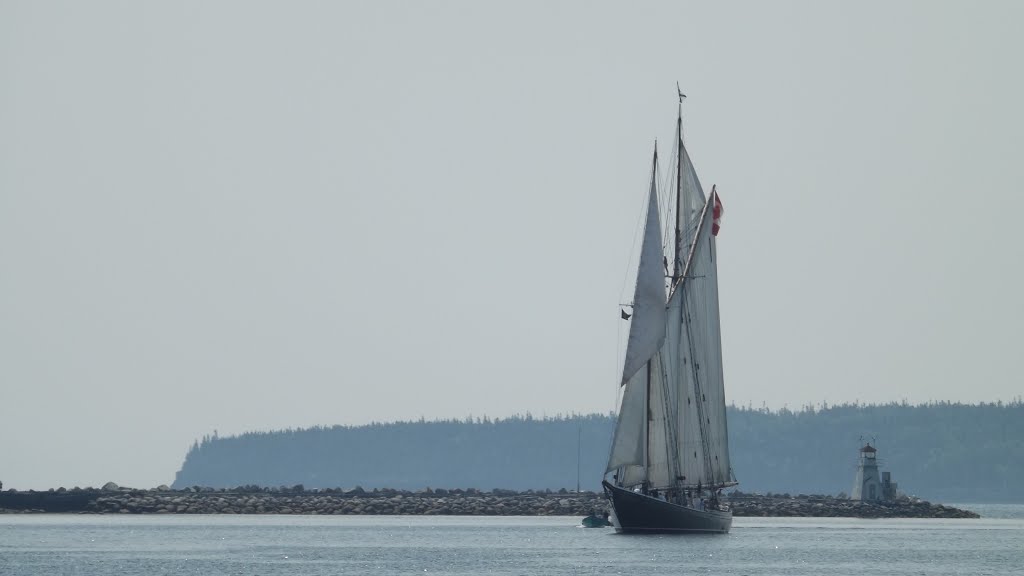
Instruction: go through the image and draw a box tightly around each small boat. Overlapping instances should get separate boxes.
[603,92,737,534]
[581,512,612,528]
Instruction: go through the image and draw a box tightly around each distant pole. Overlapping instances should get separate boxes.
[576,423,581,493]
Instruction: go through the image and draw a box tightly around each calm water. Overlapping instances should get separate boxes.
[1,506,1022,575]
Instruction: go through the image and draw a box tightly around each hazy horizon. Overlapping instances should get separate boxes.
[3,1,1022,489]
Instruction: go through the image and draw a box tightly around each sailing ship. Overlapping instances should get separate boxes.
[602,95,737,534]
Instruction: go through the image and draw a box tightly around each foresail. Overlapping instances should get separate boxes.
[606,365,647,475]
[608,350,678,488]
[620,158,667,385]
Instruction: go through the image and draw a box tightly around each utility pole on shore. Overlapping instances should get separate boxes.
[576,423,581,493]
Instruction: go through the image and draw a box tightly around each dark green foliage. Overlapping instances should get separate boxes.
[728,400,1024,502]
[173,413,614,494]
[172,402,1024,502]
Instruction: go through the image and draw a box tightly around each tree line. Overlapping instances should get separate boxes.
[172,401,1024,502]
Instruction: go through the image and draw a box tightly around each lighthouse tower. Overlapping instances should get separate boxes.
[851,443,882,501]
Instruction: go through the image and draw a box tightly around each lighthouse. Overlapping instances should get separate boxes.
[851,443,883,501]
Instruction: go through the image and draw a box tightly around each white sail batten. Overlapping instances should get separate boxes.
[620,164,668,386]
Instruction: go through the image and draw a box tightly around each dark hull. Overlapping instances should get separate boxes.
[602,481,732,534]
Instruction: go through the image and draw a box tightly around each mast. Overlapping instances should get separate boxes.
[671,86,694,489]
[642,146,658,488]
[673,99,684,282]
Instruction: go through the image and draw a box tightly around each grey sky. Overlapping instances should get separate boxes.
[2,1,1021,490]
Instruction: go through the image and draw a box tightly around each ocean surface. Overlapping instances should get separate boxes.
[2,505,1022,575]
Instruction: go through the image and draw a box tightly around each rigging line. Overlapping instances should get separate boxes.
[673,103,684,284]
[659,137,680,265]
[675,195,719,486]
[660,299,682,487]
[659,158,672,253]
[613,311,622,415]
[658,142,677,287]
[669,184,715,300]
[659,137,676,206]
[677,166,706,244]
[659,335,682,487]
[659,153,675,268]
[617,155,657,303]
[615,150,659,397]
[683,290,716,487]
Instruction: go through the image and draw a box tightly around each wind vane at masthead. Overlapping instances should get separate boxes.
[677,83,686,103]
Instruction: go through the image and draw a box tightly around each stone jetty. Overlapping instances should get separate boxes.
[0,485,978,518]
[726,493,979,519]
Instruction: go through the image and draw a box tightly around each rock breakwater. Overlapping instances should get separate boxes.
[0,486,979,518]
[727,494,979,519]
[1,487,606,517]
[87,488,603,516]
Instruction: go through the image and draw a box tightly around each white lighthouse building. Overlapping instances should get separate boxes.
[851,443,898,502]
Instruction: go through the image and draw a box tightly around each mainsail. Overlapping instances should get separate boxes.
[671,184,732,487]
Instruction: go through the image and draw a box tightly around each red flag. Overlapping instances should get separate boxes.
[711,188,723,236]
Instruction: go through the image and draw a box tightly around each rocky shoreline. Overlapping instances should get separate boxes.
[727,493,978,518]
[0,485,979,518]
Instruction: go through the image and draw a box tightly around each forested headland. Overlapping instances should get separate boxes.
[172,401,1024,502]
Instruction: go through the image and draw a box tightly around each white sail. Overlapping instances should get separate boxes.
[645,352,674,487]
[676,142,707,266]
[606,365,647,475]
[666,283,687,485]
[620,163,667,386]
[673,190,732,486]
